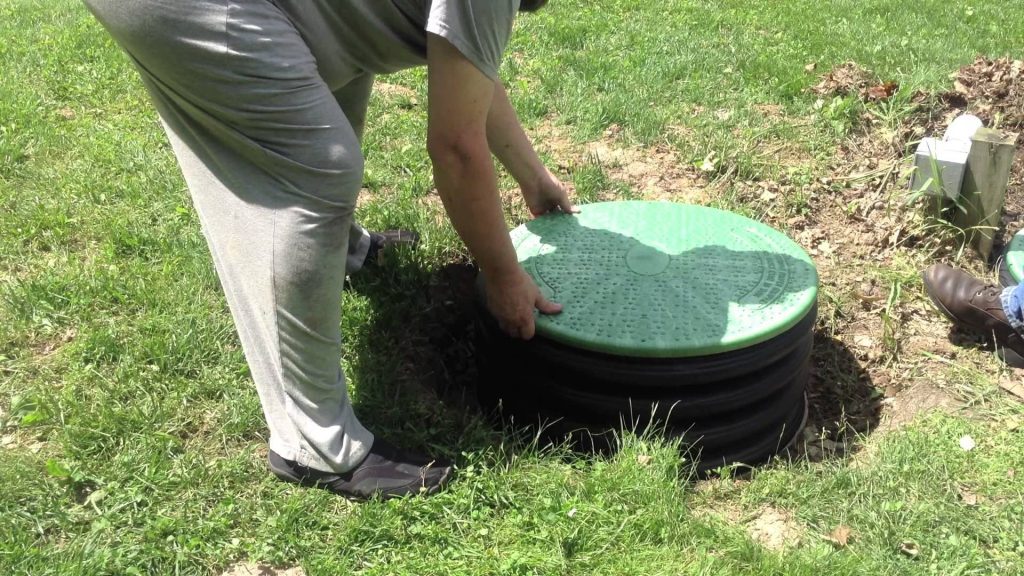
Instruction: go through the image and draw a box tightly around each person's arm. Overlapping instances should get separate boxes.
[426,33,560,339]
[486,81,576,217]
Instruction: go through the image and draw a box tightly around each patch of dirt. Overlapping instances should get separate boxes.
[355,187,378,210]
[584,137,709,203]
[874,383,963,435]
[0,429,49,454]
[999,375,1024,402]
[531,119,711,205]
[742,506,804,551]
[755,104,786,119]
[374,82,419,103]
[30,327,76,359]
[692,498,804,551]
[219,563,305,576]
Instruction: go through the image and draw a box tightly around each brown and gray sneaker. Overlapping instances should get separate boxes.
[268,437,452,501]
[364,229,420,266]
[922,263,1024,358]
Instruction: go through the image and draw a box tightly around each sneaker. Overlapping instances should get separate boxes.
[922,263,1024,357]
[268,437,452,501]
[364,229,420,266]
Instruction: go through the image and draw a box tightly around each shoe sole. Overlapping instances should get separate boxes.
[997,346,1024,368]
[269,460,453,502]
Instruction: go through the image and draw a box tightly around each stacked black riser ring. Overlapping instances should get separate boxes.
[474,300,815,474]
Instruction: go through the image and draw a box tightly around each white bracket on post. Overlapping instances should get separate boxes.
[910,114,982,203]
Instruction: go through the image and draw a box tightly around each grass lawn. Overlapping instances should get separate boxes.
[3,0,1024,574]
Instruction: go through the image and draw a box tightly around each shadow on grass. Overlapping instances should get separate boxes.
[344,255,499,462]
[344,254,881,474]
[787,332,881,465]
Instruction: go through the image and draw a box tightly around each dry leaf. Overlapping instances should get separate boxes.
[700,152,718,173]
[898,541,920,559]
[805,62,817,73]
[945,57,1024,127]
[824,525,854,548]
[854,282,886,304]
[862,81,899,101]
[810,61,873,96]
[853,334,875,348]
[637,454,653,466]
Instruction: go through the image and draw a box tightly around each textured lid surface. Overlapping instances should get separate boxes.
[511,201,818,357]
[1007,230,1024,283]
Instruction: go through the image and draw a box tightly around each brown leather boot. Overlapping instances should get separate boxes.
[922,264,1024,357]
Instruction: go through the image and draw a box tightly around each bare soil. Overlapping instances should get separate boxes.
[219,563,305,576]
[743,506,804,551]
[693,502,805,551]
[530,118,712,205]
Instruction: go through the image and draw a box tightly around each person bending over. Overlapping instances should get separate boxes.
[81,0,571,500]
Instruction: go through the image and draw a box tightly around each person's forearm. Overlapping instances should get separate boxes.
[486,82,545,190]
[429,133,520,280]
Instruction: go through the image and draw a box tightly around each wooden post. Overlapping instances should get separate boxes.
[952,128,1019,261]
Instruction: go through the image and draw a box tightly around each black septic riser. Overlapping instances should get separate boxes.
[474,297,814,474]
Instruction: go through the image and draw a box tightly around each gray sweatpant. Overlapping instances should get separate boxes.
[82,0,384,472]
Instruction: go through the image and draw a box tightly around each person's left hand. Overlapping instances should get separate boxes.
[522,167,578,217]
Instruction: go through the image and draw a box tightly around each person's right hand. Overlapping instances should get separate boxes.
[484,266,562,339]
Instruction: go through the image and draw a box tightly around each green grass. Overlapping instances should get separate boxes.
[3,0,1024,574]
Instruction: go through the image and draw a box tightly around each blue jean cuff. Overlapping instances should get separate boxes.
[1000,286,1024,334]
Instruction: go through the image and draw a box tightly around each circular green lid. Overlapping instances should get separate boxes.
[511,201,819,358]
[1007,230,1024,284]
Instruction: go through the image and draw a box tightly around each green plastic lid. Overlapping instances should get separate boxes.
[1007,231,1024,284]
[510,201,819,358]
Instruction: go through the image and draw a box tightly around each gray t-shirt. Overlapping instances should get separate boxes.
[424,0,517,80]
[279,0,519,85]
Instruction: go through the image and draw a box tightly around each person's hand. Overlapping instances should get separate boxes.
[483,266,562,339]
[522,167,578,217]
